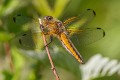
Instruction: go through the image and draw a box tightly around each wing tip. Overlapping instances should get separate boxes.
[97,27,105,37]
[87,9,96,16]
[19,39,22,45]
[13,14,21,22]
[22,34,27,36]
[13,17,16,22]
[103,31,105,37]
[17,14,21,16]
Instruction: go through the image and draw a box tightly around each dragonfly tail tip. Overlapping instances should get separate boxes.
[81,61,85,64]
[79,60,85,64]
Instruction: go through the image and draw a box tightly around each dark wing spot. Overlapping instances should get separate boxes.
[92,10,96,16]
[13,17,16,22]
[97,27,101,29]
[103,31,105,37]
[87,9,96,16]
[17,14,21,16]
[22,34,27,36]
[13,14,21,22]
[87,9,91,10]
[19,39,22,45]
[97,27,105,37]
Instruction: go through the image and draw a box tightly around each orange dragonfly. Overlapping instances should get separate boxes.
[12,9,105,64]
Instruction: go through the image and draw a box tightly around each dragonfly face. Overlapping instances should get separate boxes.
[13,9,105,64]
[41,16,66,36]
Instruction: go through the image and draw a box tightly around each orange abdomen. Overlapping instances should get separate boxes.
[58,32,84,64]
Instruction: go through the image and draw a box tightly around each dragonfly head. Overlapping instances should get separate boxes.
[41,16,65,34]
[42,16,55,28]
[43,16,63,27]
[44,16,53,22]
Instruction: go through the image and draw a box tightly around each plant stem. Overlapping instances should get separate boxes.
[4,42,14,72]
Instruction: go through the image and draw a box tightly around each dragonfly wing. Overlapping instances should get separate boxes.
[13,14,40,33]
[12,14,44,50]
[13,14,32,25]
[67,27,105,46]
[12,30,44,50]
[64,9,105,46]
[63,9,96,29]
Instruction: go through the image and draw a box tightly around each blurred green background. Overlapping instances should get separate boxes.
[0,0,120,80]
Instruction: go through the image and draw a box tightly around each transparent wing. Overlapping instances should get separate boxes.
[67,27,105,46]
[13,14,40,32]
[63,9,105,46]
[13,14,32,26]
[63,9,96,29]
[12,14,44,50]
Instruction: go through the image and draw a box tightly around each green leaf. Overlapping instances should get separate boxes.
[0,32,13,42]
[33,0,53,16]
[53,0,70,17]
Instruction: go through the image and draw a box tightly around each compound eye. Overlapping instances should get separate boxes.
[56,21,63,27]
[40,25,44,30]
[45,16,53,21]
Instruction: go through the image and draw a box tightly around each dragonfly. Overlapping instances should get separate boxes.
[12,9,105,64]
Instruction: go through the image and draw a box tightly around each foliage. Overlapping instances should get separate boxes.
[0,0,120,80]
[80,54,120,80]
